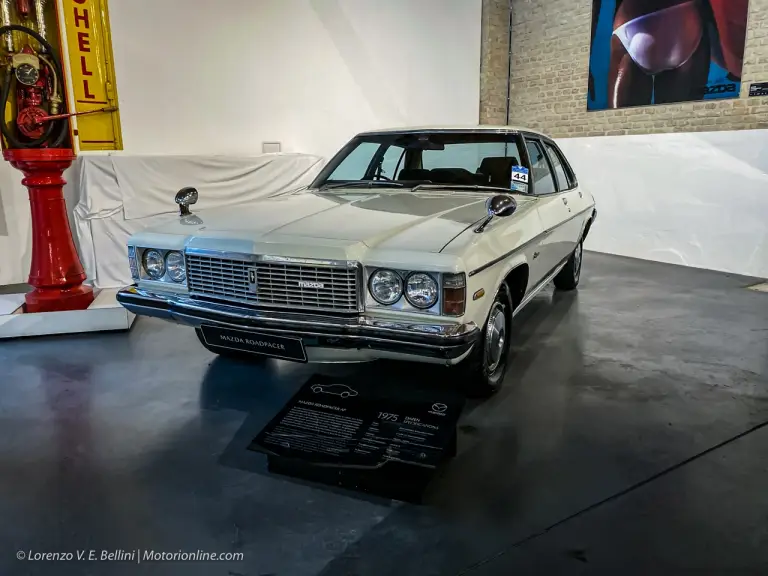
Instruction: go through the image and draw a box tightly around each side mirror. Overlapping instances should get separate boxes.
[175,187,198,216]
[474,195,517,233]
[488,194,517,217]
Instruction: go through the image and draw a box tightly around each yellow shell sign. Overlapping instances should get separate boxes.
[60,0,122,151]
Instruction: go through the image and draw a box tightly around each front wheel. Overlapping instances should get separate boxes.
[195,328,267,363]
[554,240,583,291]
[454,283,514,398]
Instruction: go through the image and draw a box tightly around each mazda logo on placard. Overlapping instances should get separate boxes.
[432,403,447,413]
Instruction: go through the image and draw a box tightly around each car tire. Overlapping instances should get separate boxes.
[455,283,514,398]
[554,240,583,291]
[195,328,267,363]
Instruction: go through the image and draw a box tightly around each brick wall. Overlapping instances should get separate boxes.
[480,0,512,125]
[480,0,768,136]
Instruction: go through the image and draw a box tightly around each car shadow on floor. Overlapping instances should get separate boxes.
[204,350,467,501]
[203,284,582,508]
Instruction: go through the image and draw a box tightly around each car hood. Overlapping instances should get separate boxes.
[142,189,507,253]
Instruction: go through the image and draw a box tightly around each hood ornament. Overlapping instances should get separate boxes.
[175,187,199,216]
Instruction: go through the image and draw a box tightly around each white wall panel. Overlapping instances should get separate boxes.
[559,130,768,279]
[108,0,482,159]
[1,0,481,286]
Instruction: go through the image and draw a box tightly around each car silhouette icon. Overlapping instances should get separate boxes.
[310,383,359,398]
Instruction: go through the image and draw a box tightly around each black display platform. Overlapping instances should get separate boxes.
[249,374,464,502]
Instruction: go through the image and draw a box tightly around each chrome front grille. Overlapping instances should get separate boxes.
[186,253,360,313]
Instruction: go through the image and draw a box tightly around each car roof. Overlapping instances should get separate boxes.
[356,125,552,139]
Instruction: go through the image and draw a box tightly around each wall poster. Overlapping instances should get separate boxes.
[588,0,751,110]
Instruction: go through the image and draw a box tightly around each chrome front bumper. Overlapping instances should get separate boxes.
[117,286,479,365]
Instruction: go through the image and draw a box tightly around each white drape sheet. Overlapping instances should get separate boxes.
[71,153,325,288]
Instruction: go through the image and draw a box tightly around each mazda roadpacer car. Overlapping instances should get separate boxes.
[117,127,597,396]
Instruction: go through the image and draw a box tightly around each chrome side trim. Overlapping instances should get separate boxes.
[468,205,594,277]
[512,258,569,318]
[469,230,547,277]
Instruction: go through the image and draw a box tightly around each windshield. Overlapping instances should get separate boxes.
[311,132,530,193]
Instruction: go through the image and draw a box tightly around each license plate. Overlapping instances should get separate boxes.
[200,325,307,362]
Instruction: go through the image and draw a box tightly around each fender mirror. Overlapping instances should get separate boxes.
[175,187,199,216]
[488,195,517,217]
[474,195,517,233]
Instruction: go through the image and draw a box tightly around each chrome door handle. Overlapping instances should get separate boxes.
[562,197,568,205]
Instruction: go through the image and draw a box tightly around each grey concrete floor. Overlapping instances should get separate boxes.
[1,252,767,575]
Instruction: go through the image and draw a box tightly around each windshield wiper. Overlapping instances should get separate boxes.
[320,181,405,191]
[411,184,515,194]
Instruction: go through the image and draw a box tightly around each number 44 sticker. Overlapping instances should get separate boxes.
[511,166,529,184]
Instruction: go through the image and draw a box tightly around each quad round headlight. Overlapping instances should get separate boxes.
[369,269,403,305]
[405,272,438,309]
[165,251,186,283]
[142,249,165,279]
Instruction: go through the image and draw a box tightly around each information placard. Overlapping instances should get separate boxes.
[249,374,463,470]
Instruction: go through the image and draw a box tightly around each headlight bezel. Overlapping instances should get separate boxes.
[365,268,450,314]
[404,272,439,309]
[133,246,188,287]
[368,268,404,306]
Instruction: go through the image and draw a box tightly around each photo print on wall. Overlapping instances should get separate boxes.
[588,0,750,110]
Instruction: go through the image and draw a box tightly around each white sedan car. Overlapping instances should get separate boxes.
[118,127,596,396]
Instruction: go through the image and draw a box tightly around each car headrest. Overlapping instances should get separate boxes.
[428,168,482,186]
[478,156,519,187]
[398,168,432,181]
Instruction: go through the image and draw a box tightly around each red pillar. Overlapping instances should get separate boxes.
[4,148,94,313]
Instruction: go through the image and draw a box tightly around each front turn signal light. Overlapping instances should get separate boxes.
[442,273,466,316]
[128,246,139,281]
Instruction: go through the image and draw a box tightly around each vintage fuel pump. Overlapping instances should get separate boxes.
[0,0,116,313]
[0,24,69,149]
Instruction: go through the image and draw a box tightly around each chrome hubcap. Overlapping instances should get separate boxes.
[574,242,582,282]
[485,303,506,373]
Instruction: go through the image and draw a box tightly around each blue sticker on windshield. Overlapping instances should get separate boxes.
[511,165,529,185]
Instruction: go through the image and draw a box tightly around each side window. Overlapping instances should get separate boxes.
[328,142,380,181]
[525,140,557,195]
[378,145,406,179]
[544,142,574,190]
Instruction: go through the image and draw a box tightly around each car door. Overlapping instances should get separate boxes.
[524,136,572,277]
[542,140,588,256]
